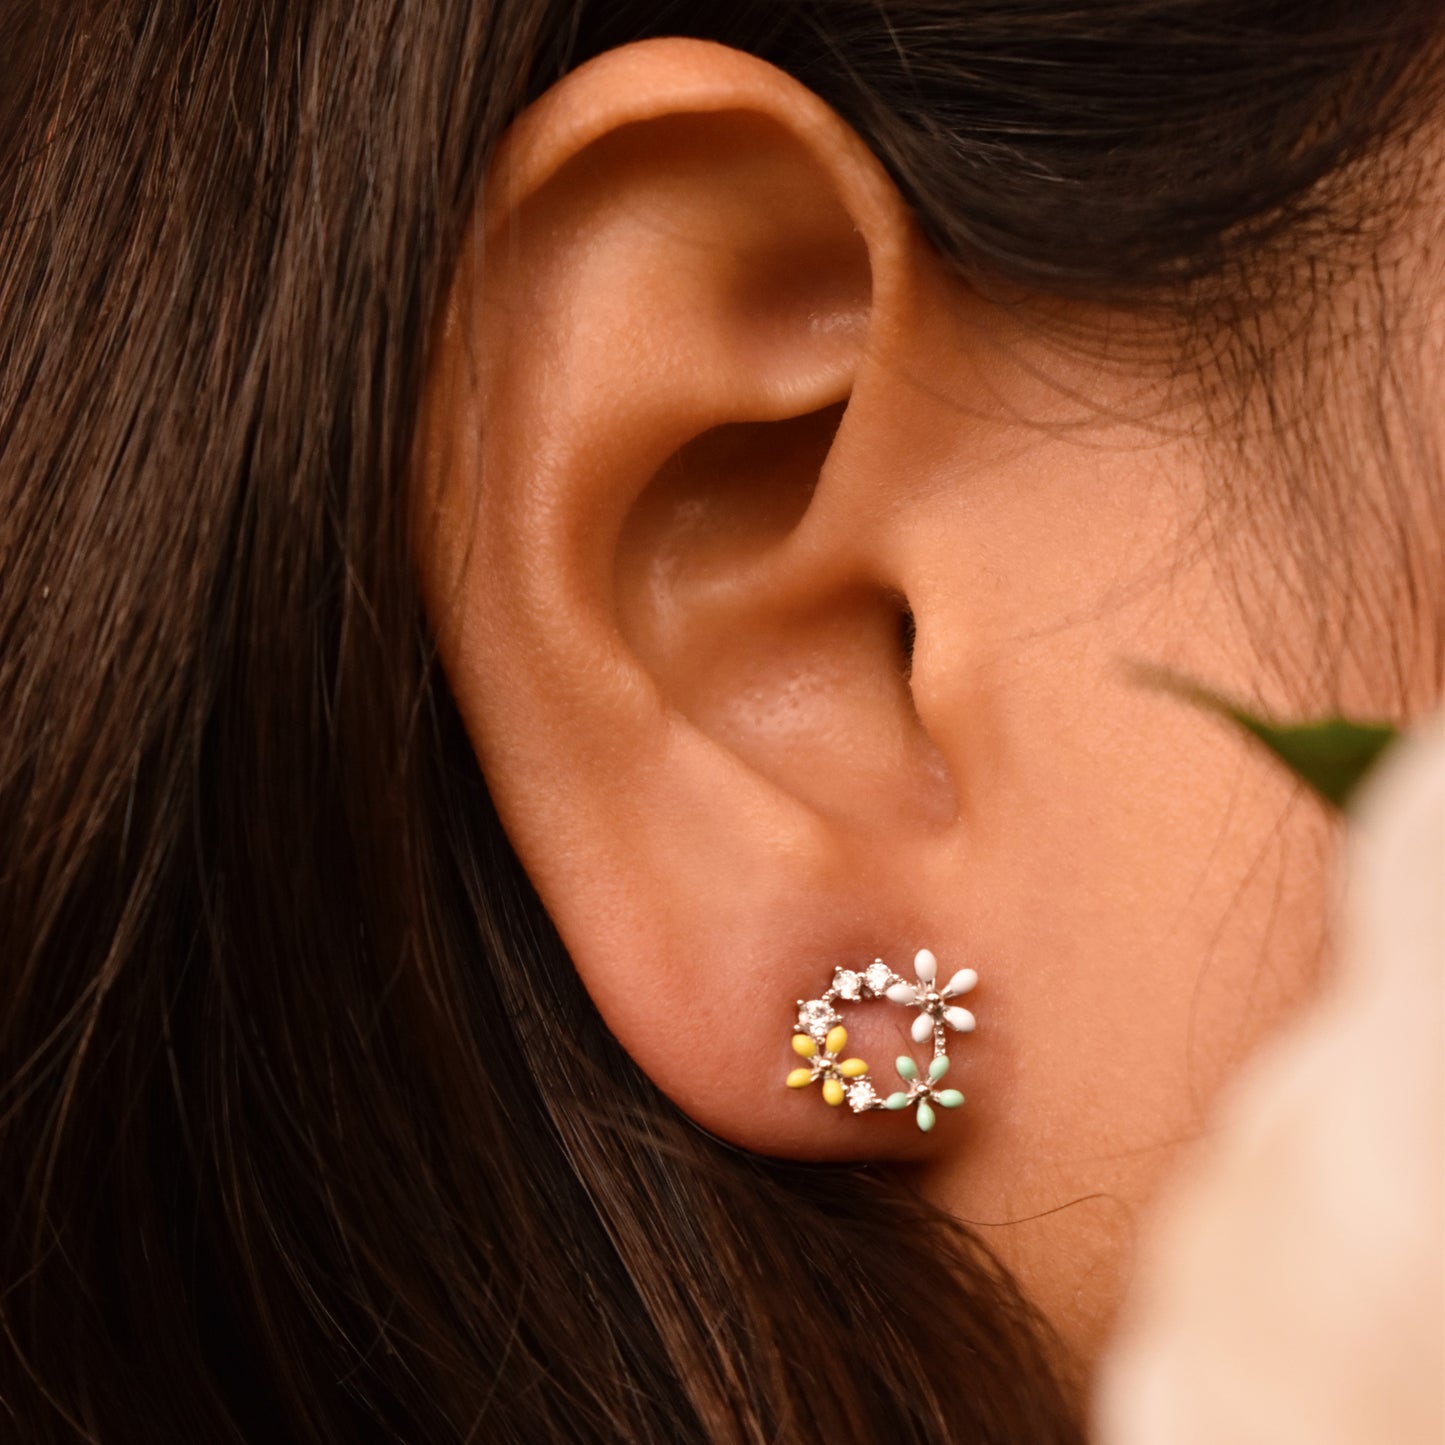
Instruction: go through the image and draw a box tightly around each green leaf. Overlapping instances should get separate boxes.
[1132,665,1401,811]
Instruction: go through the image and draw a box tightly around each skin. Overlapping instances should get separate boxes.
[415,39,1441,1377]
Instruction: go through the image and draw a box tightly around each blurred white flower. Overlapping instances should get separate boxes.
[1096,715,1444,1445]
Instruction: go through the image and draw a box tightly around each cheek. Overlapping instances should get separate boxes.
[982,756,1333,1151]
[916,637,1339,1364]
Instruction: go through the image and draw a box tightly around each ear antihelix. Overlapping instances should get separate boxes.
[784,949,978,1131]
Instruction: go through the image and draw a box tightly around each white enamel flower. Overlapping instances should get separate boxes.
[885,948,978,1044]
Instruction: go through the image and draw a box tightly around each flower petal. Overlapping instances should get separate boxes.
[786,1068,814,1088]
[821,1077,845,1106]
[884,1092,911,1110]
[910,1011,935,1044]
[885,982,917,1006]
[895,1055,919,1081]
[839,1057,869,1078]
[916,1101,936,1132]
[927,1055,950,1082]
[824,1024,848,1055]
[943,1006,976,1033]
[913,948,937,984]
[942,967,978,998]
[791,1033,818,1057]
[937,1089,965,1108]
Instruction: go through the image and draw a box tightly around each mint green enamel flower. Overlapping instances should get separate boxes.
[882,1054,965,1131]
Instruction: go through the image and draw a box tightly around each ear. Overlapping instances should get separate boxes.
[416,38,987,1157]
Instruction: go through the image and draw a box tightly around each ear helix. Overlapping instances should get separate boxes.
[784,949,978,1131]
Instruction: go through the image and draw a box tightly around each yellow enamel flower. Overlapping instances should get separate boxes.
[784,1025,869,1106]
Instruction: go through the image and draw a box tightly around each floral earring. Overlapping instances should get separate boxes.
[784,949,977,1131]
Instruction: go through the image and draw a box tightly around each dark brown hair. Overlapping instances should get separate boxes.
[0,4,1437,1441]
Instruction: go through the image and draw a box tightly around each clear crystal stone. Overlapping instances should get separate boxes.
[798,999,838,1036]
[864,961,892,993]
[834,968,862,1000]
[846,1080,878,1111]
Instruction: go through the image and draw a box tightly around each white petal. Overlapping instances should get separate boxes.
[910,1012,935,1044]
[885,982,917,1005]
[943,967,978,998]
[913,948,937,984]
[944,1006,976,1033]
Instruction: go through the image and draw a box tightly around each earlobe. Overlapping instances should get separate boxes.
[416,38,963,1158]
